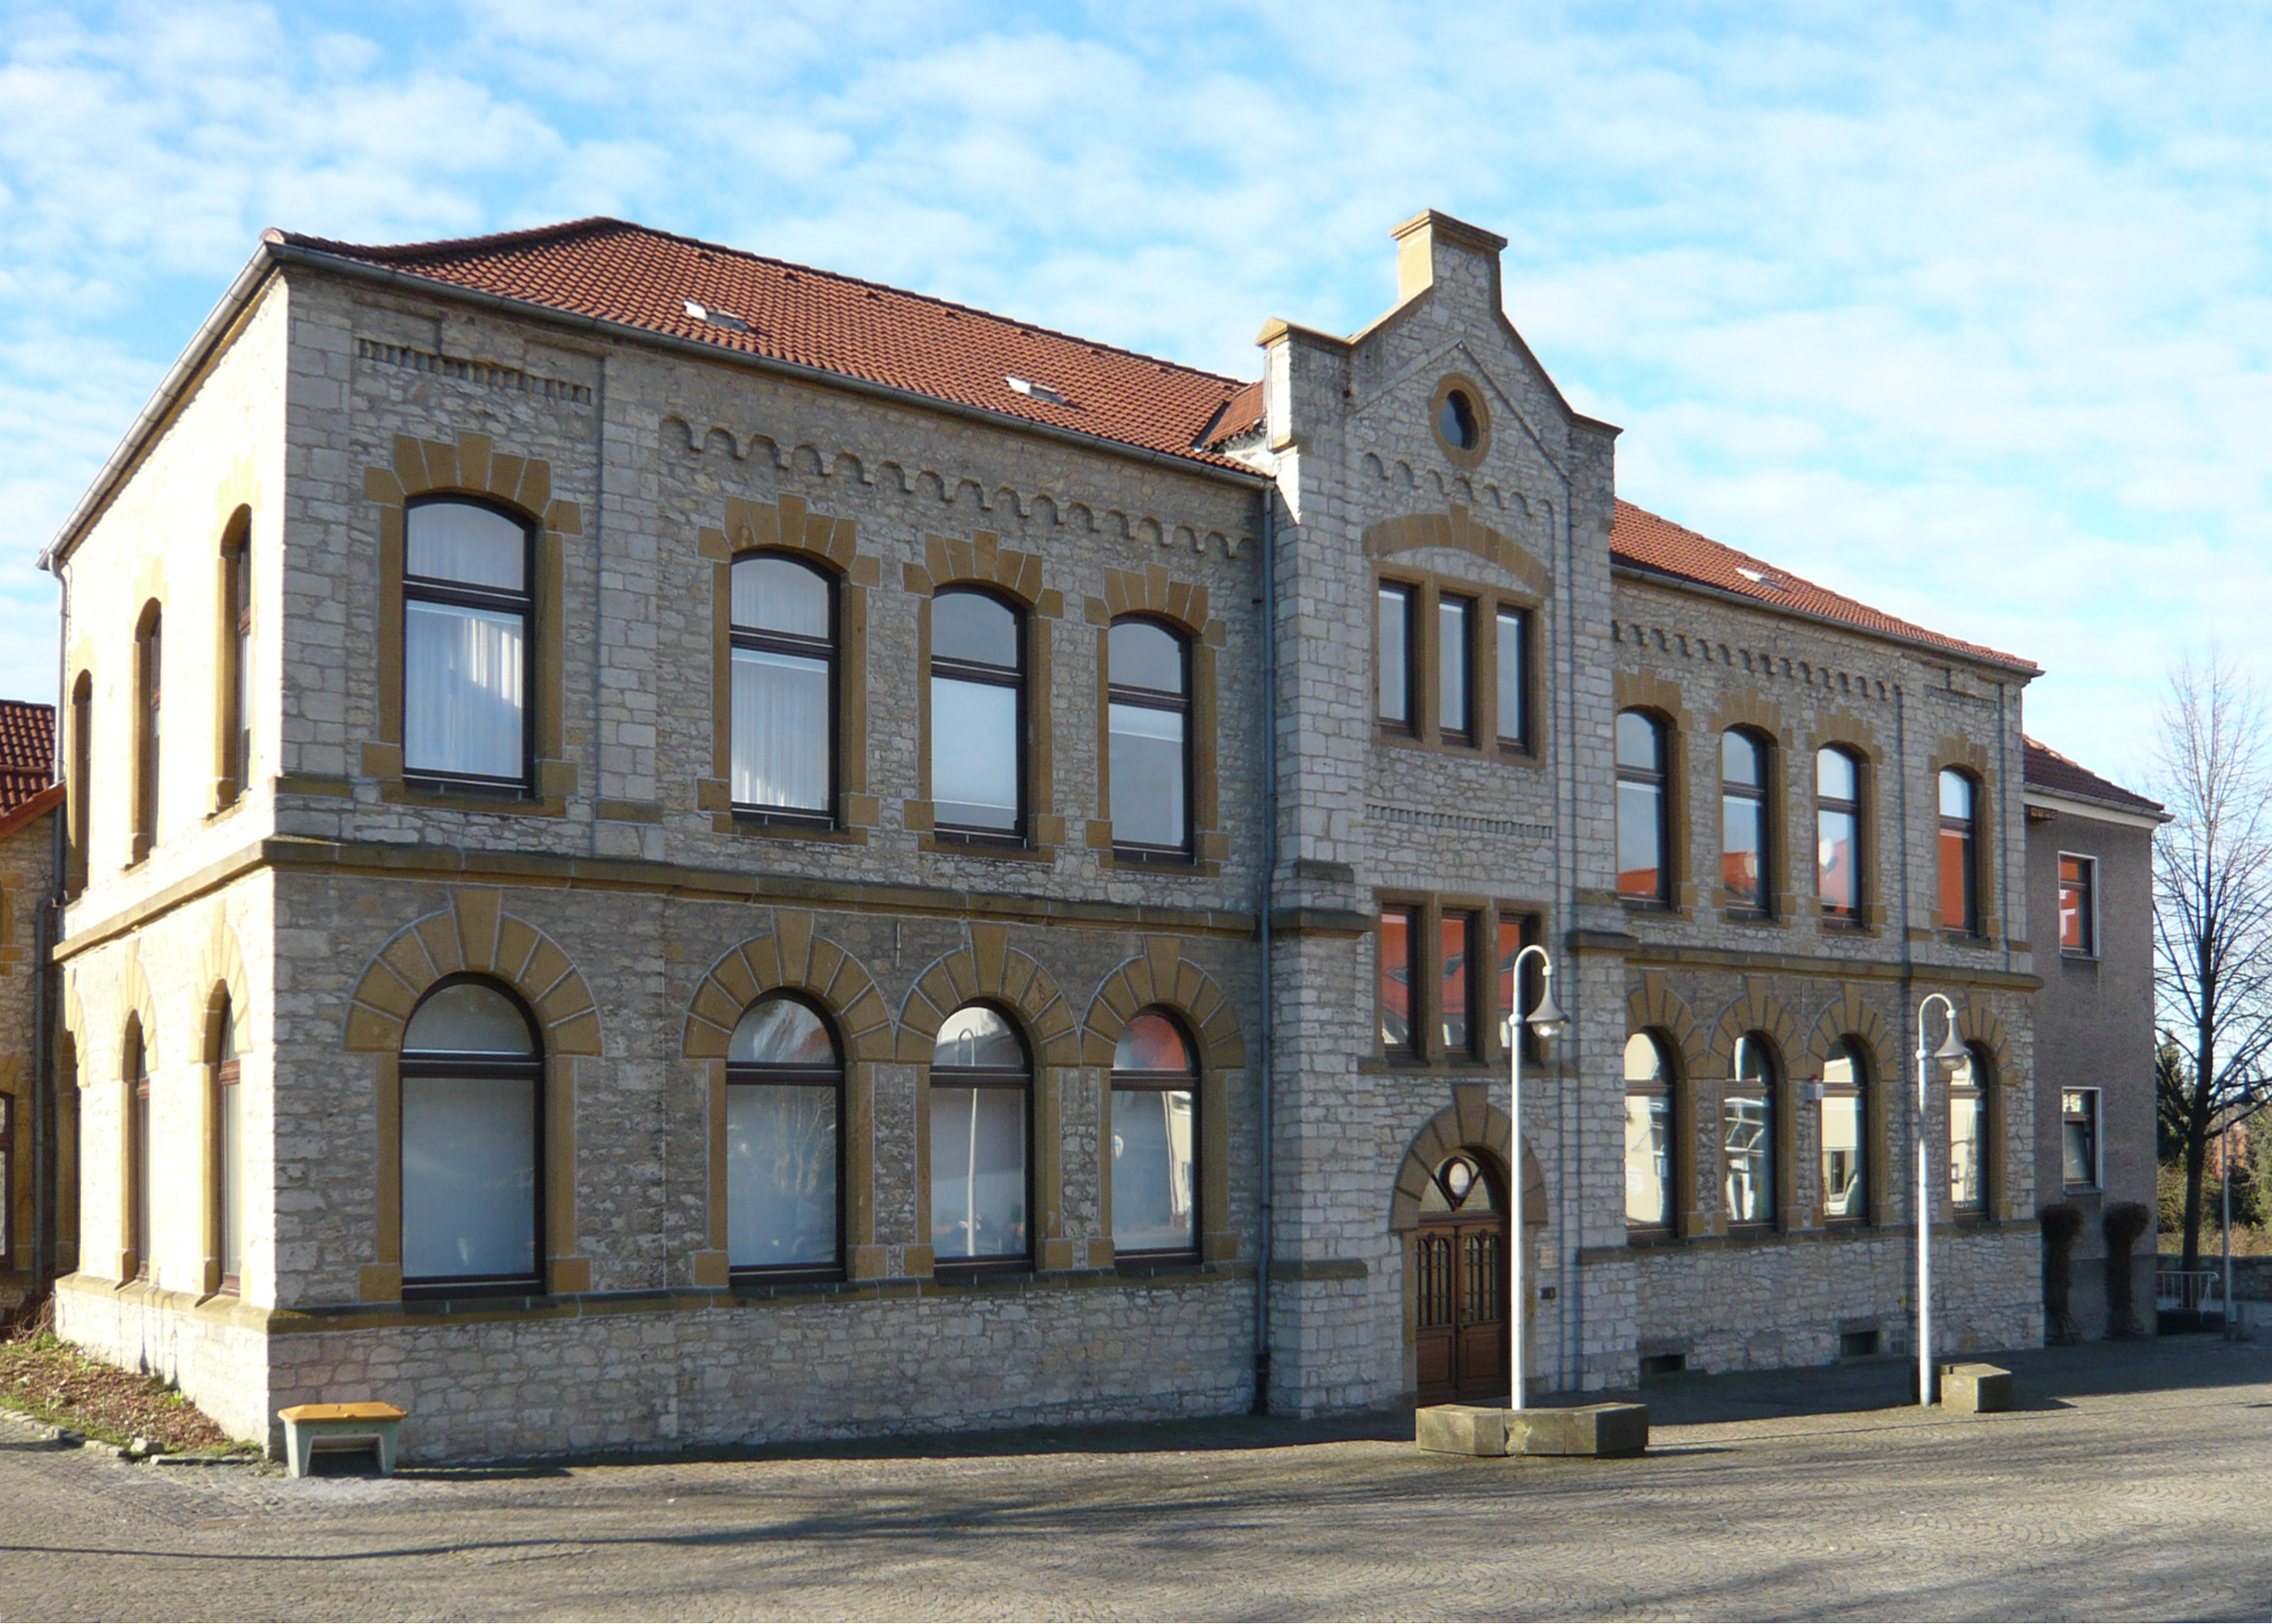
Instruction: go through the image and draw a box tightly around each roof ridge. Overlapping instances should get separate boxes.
[286,217,1254,394]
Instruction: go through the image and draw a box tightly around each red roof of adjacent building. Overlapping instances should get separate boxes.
[277,218,1260,474]
[2024,736,2165,817]
[0,700,59,840]
[1610,500,2035,672]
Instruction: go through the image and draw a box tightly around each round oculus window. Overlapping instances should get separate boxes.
[1438,388,1480,452]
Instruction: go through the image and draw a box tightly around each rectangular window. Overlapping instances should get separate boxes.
[727,1082,839,1269]
[133,611,162,858]
[1111,1086,1195,1255]
[929,1086,1027,1262]
[1720,732,1768,913]
[1108,619,1191,855]
[930,590,1026,837]
[1939,769,1978,933]
[1495,606,1529,751]
[1950,1089,1987,1213]
[2062,1089,2100,1190]
[67,675,89,896]
[1440,912,1476,1056]
[1624,1095,1673,1228]
[1379,906,1416,1055]
[1498,912,1543,1062]
[1617,711,1670,903]
[218,1057,243,1288]
[1820,1091,1864,1222]
[1438,595,1473,742]
[2059,854,2097,955]
[403,501,533,789]
[1723,1092,1773,1227]
[729,555,834,818]
[1816,748,1861,918]
[400,1073,540,1281]
[1378,585,1413,729]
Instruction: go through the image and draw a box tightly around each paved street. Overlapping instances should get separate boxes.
[2,1336,2267,1621]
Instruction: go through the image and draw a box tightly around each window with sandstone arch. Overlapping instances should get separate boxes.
[725,992,842,1281]
[929,1004,1031,1272]
[398,975,544,1297]
[216,506,252,810]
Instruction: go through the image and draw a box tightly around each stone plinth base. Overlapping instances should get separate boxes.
[1416,1402,1649,1458]
[1939,1362,2013,1414]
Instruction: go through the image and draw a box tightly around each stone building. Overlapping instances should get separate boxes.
[0,700,62,1308]
[26,208,2158,1459]
[2021,738,2166,1336]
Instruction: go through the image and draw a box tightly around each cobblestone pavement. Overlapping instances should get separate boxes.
[3,1336,2269,1621]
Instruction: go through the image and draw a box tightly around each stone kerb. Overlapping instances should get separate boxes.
[681,911,892,1063]
[343,889,599,1056]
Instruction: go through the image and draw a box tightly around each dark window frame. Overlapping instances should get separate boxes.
[1624,1030,1678,1236]
[2061,1086,2101,1192]
[1438,909,1480,1059]
[1494,603,1533,756]
[725,990,847,1285]
[398,973,547,1300]
[214,996,242,1295]
[1108,1006,1202,1266]
[1816,746,1864,921]
[727,551,841,829]
[929,1002,1035,1276]
[131,604,161,863]
[1378,904,1420,1060]
[2058,851,2098,957]
[1820,1037,1868,1227]
[1616,709,1673,906]
[401,495,539,799]
[1377,581,1417,734]
[1720,727,1772,917]
[929,586,1031,846]
[1939,768,1982,936]
[1437,593,1475,746]
[67,671,91,897]
[220,514,252,807]
[1949,1043,1991,1217]
[1107,615,1194,860]
[1724,1033,1781,1232]
[126,1020,150,1280]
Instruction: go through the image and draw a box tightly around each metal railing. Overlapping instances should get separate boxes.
[2157,1265,2225,1313]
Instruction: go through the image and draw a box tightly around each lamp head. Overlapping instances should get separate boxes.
[1525,989,1567,1043]
[1932,1026,1970,1065]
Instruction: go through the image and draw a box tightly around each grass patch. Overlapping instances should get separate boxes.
[0,1324,258,1455]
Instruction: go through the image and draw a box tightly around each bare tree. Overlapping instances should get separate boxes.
[2154,653,2272,1275]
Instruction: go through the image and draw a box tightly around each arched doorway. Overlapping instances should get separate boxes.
[1412,1151,1507,1402]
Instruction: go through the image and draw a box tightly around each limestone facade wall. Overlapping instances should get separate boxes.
[0,806,56,1275]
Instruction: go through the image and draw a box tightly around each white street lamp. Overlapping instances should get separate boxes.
[1503,946,1564,1412]
[1914,992,1968,1406]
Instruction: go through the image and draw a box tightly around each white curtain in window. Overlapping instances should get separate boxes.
[928,1086,1026,1258]
[726,1084,838,1267]
[405,601,524,778]
[401,1074,536,1279]
[1109,704,1185,846]
[731,646,829,809]
[1111,1089,1194,1251]
[931,677,1018,829]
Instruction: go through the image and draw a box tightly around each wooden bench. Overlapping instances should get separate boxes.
[277,1403,406,1477]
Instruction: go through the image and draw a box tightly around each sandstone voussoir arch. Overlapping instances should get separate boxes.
[1078,939,1245,1072]
[345,888,600,1056]
[895,925,1078,1066]
[682,910,892,1063]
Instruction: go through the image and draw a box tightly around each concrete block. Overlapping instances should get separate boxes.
[1416,1403,1511,1456]
[1417,1402,1649,1459]
[1940,1362,2012,1414]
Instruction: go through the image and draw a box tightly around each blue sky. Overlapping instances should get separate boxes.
[4,1,2267,786]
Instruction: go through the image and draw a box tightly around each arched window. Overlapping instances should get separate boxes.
[930,590,1025,838]
[1616,710,1670,903]
[1111,1009,1198,1258]
[125,1018,150,1280]
[1725,1034,1777,1228]
[929,1005,1029,1268]
[67,671,91,897]
[1949,1043,1991,1215]
[400,978,542,1294]
[726,993,842,1277]
[1820,1038,1867,1223]
[1938,769,1979,933]
[1624,1032,1676,1232]
[403,499,534,791]
[219,509,252,807]
[1108,619,1190,856]
[132,603,161,862]
[1721,729,1769,913]
[1816,748,1862,919]
[729,555,835,822]
[216,998,244,1292]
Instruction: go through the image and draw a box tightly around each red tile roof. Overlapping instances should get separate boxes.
[278,218,1260,474]
[1610,500,2035,671]
[0,700,54,816]
[2024,737,2164,817]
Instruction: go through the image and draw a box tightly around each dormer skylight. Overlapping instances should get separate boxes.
[684,300,749,333]
[1005,375,1067,406]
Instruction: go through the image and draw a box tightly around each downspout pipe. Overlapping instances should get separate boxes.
[1251,486,1278,1415]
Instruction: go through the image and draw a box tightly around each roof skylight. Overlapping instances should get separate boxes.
[1005,375,1067,405]
[684,300,749,333]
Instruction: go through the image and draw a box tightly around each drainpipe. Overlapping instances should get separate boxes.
[1251,486,1278,1415]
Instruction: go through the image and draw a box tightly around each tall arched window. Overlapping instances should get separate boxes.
[132,603,161,862]
[1816,748,1862,919]
[1111,1009,1198,1258]
[1721,729,1768,914]
[730,555,835,822]
[400,979,542,1294]
[67,671,91,897]
[1624,1032,1676,1232]
[1617,710,1670,903]
[726,993,842,1277]
[403,499,534,791]
[219,510,252,807]
[1108,619,1190,856]
[1938,769,1979,933]
[930,590,1025,839]
[1949,1043,1991,1215]
[1820,1038,1867,1223]
[929,1005,1029,1268]
[1725,1034,1777,1228]
[216,998,244,1292]
[125,1018,150,1279]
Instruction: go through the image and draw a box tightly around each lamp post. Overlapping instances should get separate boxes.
[1913,992,1968,1406]
[1503,945,1566,1412]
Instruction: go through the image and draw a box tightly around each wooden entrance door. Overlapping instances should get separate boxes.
[1412,1153,1507,1402]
